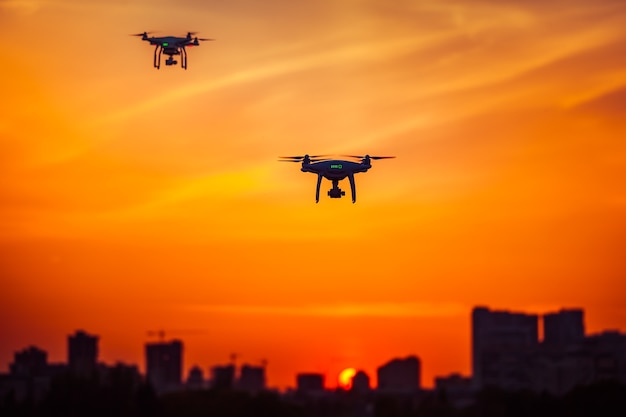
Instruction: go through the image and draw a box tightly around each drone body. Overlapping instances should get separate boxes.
[280,154,395,203]
[132,31,214,69]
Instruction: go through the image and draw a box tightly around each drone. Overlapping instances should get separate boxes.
[279,154,395,203]
[131,31,214,69]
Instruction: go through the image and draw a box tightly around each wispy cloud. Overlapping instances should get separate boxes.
[0,0,42,15]
[95,32,447,125]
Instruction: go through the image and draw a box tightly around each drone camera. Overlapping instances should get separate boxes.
[328,188,345,198]
[165,58,178,66]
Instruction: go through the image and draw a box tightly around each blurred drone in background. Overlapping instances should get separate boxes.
[131,31,214,69]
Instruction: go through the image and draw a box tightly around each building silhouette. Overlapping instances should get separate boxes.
[351,370,371,393]
[471,306,538,390]
[186,365,205,390]
[296,373,325,392]
[145,339,183,394]
[210,364,235,389]
[583,330,626,383]
[68,330,99,377]
[237,364,266,392]
[544,308,585,346]
[10,346,48,378]
[377,355,421,393]
[3,346,55,403]
[472,306,626,395]
[435,373,473,409]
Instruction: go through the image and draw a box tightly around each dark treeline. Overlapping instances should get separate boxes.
[2,374,626,417]
[404,380,626,417]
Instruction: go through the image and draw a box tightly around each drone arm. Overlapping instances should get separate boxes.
[315,173,322,203]
[348,173,357,203]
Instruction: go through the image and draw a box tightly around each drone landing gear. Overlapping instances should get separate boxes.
[328,180,345,199]
[153,46,187,69]
[154,45,162,69]
[180,46,187,69]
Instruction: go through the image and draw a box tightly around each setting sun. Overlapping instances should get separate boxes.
[338,368,357,389]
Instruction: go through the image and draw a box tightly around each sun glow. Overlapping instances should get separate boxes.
[338,368,357,389]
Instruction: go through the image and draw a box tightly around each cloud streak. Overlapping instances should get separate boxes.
[95,33,446,125]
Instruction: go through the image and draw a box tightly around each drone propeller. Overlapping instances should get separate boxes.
[191,37,215,46]
[278,155,331,163]
[279,154,329,160]
[341,154,396,160]
[187,31,212,40]
[278,159,330,163]
[130,31,153,37]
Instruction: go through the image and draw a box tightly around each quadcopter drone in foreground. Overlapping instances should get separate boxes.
[131,31,214,69]
[279,154,395,203]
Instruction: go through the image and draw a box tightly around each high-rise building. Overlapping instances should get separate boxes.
[68,330,98,376]
[5,346,54,403]
[377,356,421,393]
[472,306,538,389]
[543,309,584,346]
[186,365,205,390]
[296,373,325,392]
[434,373,473,409]
[10,346,48,378]
[237,364,266,392]
[145,339,183,394]
[211,364,235,389]
[351,370,371,393]
[585,330,626,383]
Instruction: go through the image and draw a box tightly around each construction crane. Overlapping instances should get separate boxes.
[146,329,207,342]
[147,329,167,341]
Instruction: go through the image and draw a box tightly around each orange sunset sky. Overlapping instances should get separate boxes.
[1,0,626,390]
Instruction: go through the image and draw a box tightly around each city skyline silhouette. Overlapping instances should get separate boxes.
[3,305,624,393]
[3,303,626,416]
